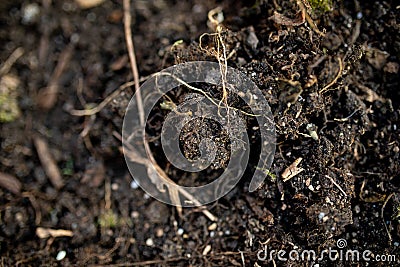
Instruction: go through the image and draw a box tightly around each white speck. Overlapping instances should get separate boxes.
[354,205,361,214]
[56,250,66,261]
[131,211,139,218]
[71,33,80,44]
[22,3,40,24]
[145,238,154,246]
[225,230,230,235]
[394,124,397,131]
[308,185,315,191]
[210,231,215,237]
[130,180,139,189]
[318,212,325,220]
[253,94,258,100]
[143,193,150,199]
[177,228,184,235]
[111,183,119,191]
[394,242,399,247]
[251,72,256,77]
[356,12,363,19]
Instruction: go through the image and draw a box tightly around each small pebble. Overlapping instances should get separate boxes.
[356,12,363,19]
[145,238,154,246]
[318,212,325,220]
[177,228,184,235]
[131,211,139,219]
[56,250,66,261]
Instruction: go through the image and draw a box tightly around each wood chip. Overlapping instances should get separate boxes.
[202,244,212,256]
[33,135,64,189]
[0,172,22,195]
[36,227,73,239]
[282,157,304,181]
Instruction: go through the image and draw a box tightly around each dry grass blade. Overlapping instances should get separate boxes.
[68,81,135,116]
[122,0,216,221]
[0,172,22,195]
[33,135,64,189]
[37,44,74,110]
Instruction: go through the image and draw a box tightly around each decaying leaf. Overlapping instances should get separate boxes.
[269,10,305,26]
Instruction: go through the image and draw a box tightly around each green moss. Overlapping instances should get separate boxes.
[308,0,333,13]
[62,158,74,176]
[0,94,20,123]
[0,75,20,123]
[99,210,119,228]
[98,210,131,228]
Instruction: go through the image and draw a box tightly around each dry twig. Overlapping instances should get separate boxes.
[36,227,73,238]
[0,47,24,76]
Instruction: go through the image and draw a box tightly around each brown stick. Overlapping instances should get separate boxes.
[33,135,64,189]
[0,172,22,195]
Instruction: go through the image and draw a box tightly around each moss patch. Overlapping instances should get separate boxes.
[0,75,20,123]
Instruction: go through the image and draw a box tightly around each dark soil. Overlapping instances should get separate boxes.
[0,0,399,266]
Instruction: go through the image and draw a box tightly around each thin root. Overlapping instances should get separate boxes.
[320,57,343,94]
